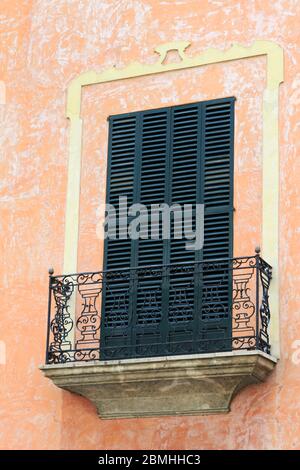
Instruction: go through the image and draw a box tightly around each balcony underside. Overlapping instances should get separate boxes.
[41,350,276,419]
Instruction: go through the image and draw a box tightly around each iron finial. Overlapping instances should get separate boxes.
[48,267,54,276]
[255,246,261,254]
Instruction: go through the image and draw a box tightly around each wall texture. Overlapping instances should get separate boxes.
[1,0,300,449]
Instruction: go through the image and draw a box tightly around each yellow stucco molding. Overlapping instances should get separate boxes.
[63,40,284,357]
[66,40,283,118]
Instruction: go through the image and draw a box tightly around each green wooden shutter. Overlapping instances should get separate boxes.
[101,114,137,356]
[101,98,234,359]
[200,98,234,352]
[168,103,201,352]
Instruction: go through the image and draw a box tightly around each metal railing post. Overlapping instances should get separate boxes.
[45,268,54,364]
[255,247,260,350]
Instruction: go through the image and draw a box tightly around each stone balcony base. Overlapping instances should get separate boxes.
[41,350,277,419]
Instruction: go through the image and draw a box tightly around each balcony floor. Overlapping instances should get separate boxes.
[41,350,277,419]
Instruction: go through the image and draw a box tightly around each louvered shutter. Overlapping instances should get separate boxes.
[101,115,137,357]
[200,99,234,352]
[101,98,234,359]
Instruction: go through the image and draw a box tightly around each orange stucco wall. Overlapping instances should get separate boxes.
[1,0,300,450]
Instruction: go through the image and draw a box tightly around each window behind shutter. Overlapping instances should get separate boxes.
[101,98,234,359]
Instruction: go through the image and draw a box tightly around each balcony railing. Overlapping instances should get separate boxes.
[45,252,272,364]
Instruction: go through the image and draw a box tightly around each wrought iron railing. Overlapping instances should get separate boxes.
[45,250,272,364]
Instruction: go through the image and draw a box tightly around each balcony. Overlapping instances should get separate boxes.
[41,251,277,418]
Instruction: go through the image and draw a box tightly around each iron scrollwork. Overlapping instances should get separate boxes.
[46,253,272,363]
[258,258,272,353]
[48,277,74,363]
